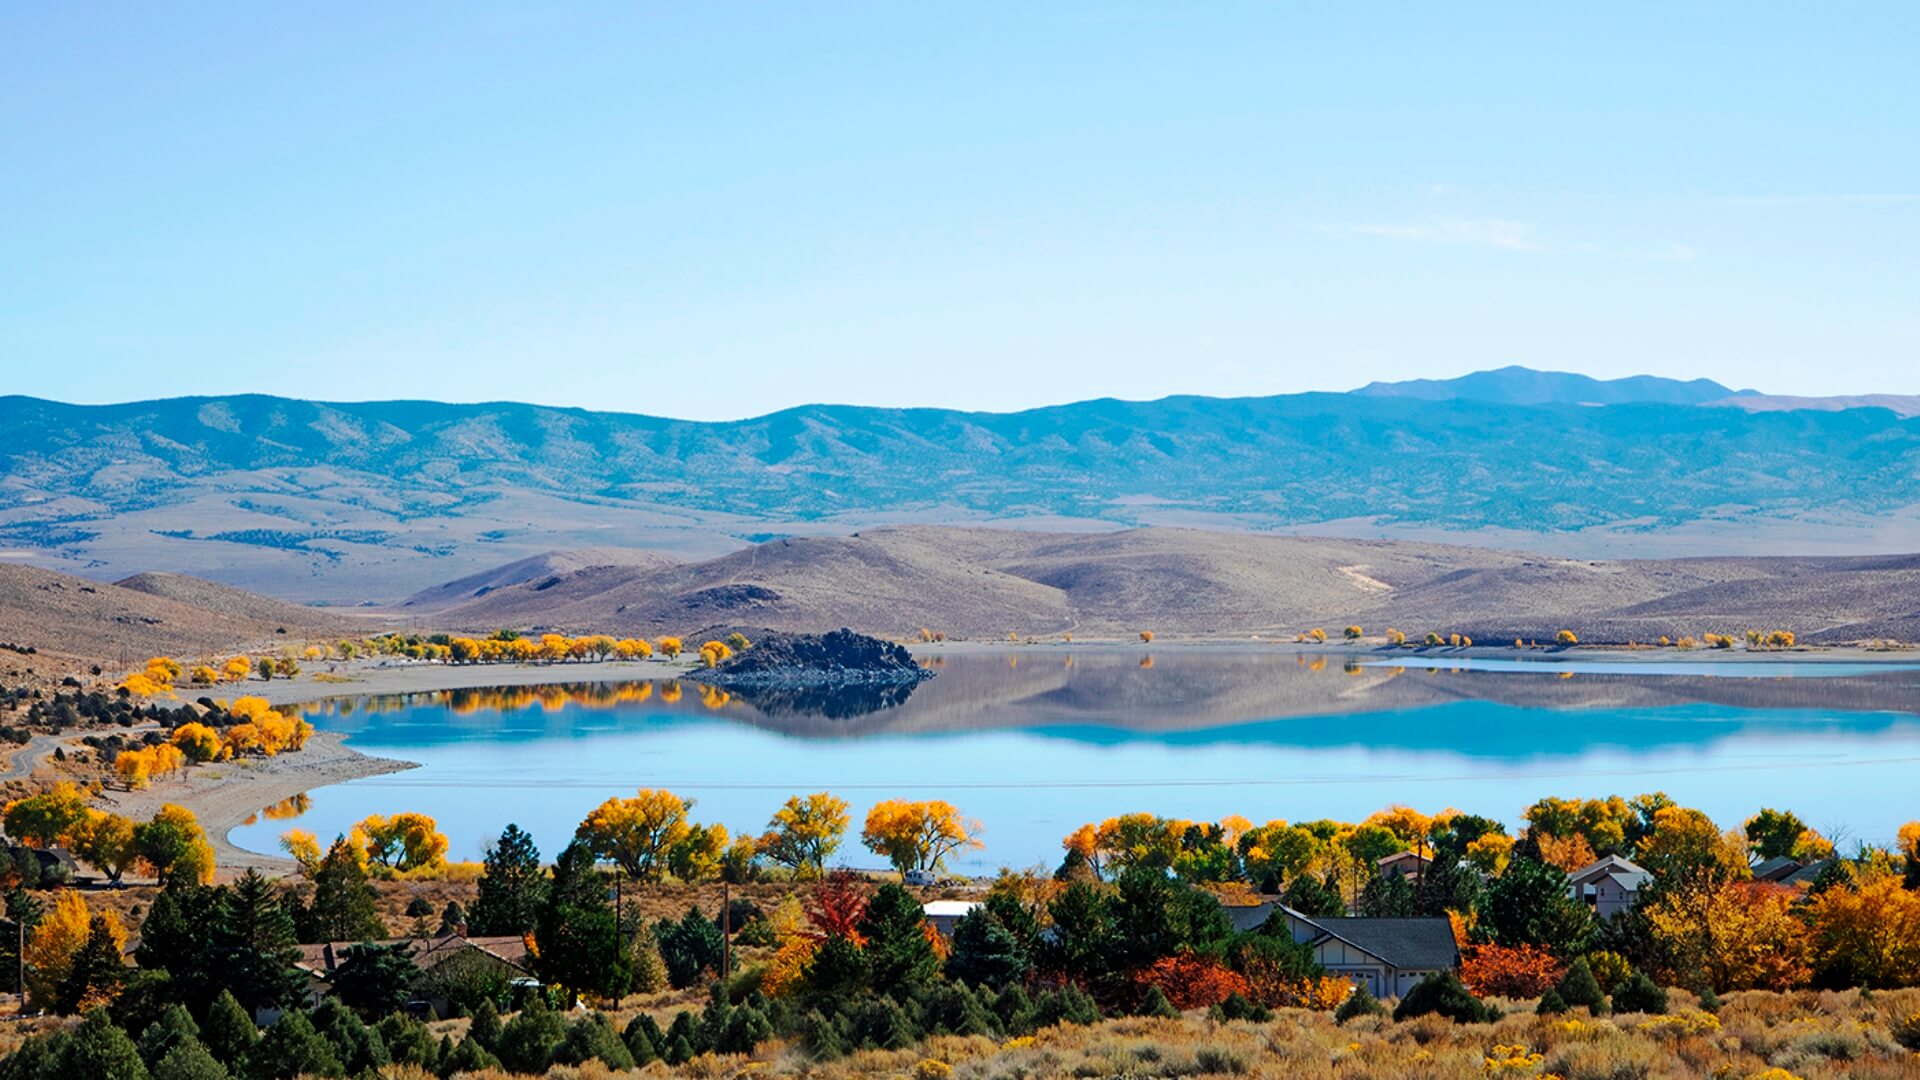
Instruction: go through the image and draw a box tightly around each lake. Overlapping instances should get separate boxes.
[229,649,1920,873]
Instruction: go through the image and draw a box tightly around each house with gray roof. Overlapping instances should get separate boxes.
[1269,906,1458,999]
[1567,854,1650,919]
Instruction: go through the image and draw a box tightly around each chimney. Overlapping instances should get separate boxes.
[322,943,336,971]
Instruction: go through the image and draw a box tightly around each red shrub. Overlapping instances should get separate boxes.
[1460,943,1565,998]
[1135,953,1251,1010]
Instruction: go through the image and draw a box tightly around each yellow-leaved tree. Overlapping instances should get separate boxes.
[760,792,851,879]
[24,892,125,1012]
[576,788,693,880]
[861,799,983,876]
[355,812,450,874]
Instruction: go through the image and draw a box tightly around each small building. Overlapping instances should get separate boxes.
[1778,859,1834,887]
[921,900,982,937]
[1376,850,1433,880]
[1752,856,1811,883]
[293,934,532,1019]
[1271,907,1459,999]
[1567,855,1650,919]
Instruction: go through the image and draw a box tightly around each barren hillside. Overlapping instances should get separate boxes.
[0,564,356,675]
[412,526,1920,645]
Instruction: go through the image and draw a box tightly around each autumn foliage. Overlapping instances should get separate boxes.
[1460,943,1565,997]
[1134,953,1250,1009]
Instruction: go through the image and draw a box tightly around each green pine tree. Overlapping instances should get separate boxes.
[247,1010,340,1080]
[470,824,547,937]
[57,1010,150,1080]
[199,991,258,1071]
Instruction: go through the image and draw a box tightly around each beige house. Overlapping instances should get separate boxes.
[1567,855,1650,920]
[1271,906,1459,999]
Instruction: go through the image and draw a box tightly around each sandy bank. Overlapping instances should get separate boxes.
[93,731,416,876]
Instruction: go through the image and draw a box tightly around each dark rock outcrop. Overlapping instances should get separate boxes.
[696,628,932,687]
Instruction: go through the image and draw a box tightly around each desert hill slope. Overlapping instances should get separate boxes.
[414,526,1920,645]
[0,563,355,672]
[395,547,682,612]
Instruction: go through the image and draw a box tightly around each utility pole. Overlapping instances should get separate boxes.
[721,880,732,981]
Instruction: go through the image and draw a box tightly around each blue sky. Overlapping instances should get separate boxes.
[2,4,1914,419]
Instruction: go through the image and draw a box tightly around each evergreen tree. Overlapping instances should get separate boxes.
[57,1010,150,1080]
[373,1014,437,1070]
[797,1010,848,1060]
[857,884,939,996]
[655,906,724,990]
[247,1010,341,1080]
[717,1005,774,1054]
[111,970,178,1040]
[798,932,869,1008]
[494,1000,564,1075]
[152,1039,230,1080]
[991,984,1035,1036]
[135,884,224,1009]
[1334,985,1386,1024]
[1610,971,1669,1015]
[297,838,385,945]
[212,872,305,1017]
[439,1035,501,1075]
[1109,866,1232,973]
[467,998,503,1051]
[55,914,129,1014]
[331,942,417,1016]
[199,991,258,1071]
[1415,852,1485,918]
[1136,985,1179,1018]
[309,999,388,1074]
[662,1011,699,1062]
[533,841,632,1002]
[1358,871,1417,917]
[470,824,546,937]
[622,1013,662,1065]
[136,1005,202,1069]
[1554,958,1608,1013]
[1536,988,1569,1015]
[1483,857,1595,954]
[1033,984,1101,1027]
[555,1014,634,1069]
[847,996,917,1050]
[1282,871,1347,918]
[1392,972,1493,1023]
[945,906,1028,989]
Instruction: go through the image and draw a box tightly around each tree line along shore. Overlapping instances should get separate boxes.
[0,774,1918,1077]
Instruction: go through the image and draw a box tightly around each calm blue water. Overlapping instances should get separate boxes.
[229,650,1920,873]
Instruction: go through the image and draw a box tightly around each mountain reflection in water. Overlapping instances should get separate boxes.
[245,651,1920,871]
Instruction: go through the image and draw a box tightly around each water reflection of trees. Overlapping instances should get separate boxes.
[299,677,917,723]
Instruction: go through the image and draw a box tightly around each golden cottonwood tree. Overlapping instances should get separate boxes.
[576,788,694,880]
[760,792,851,878]
[862,799,983,875]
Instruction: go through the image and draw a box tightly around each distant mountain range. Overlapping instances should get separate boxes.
[2,367,1918,601]
[1355,365,1759,406]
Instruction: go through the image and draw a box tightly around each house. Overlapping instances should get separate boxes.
[1271,906,1459,999]
[1221,900,1281,934]
[1778,859,1834,887]
[1752,856,1805,883]
[1567,855,1650,919]
[922,900,982,937]
[1376,850,1432,880]
[292,934,532,1019]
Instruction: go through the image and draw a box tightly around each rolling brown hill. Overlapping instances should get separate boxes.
[394,547,682,613]
[411,526,1920,645]
[0,563,359,675]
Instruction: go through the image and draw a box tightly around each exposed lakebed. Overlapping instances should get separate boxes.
[231,649,1920,873]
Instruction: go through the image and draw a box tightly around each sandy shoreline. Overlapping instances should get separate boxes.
[93,731,417,876]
